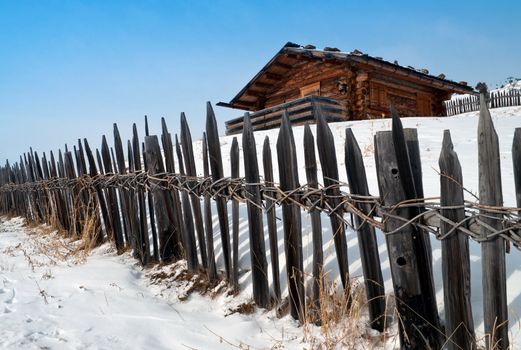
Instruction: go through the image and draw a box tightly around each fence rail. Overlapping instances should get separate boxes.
[1,97,520,350]
[445,89,521,116]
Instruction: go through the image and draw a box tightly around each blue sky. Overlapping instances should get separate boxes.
[0,0,519,164]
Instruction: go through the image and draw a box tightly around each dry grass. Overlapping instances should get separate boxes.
[226,301,256,316]
[296,270,398,350]
[147,261,226,302]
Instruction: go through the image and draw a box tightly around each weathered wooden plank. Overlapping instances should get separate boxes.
[110,146,129,245]
[50,150,68,230]
[375,130,438,349]
[230,137,240,289]
[513,128,521,213]
[143,118,160,260]
[403,128,433,265]
[144,135,177,262]
[142,140,159,262]
[64,150,81,235]
[206,102,232,282]
[132,124,151,265]
[175,134,199,272]
[160,118,184,260]
[84,138,110,245]
[180,113,208,269]
[478,95,509,349]
[242,114,270,308]
[101,136,125,250]
[439,130,476,350]
[303,124,324,318]
[344,128,385,332]
[315,107,349,290]
[127,138,145,262]
[391,110,441,343]
[202,133,218,280]
[114,124,139,254]
[276,112,305,322]
[262,136,281,302]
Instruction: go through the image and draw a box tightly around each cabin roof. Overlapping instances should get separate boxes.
[218,42,475,111]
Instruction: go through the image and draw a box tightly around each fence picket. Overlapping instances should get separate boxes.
[276,112,305,322]
[375,129,439,349]
[303,124,324,318]
[144,135,177,262]
[315,108,350,291]
[344,128,385,331]
[242,114,270,308]
[160,118,184,260]
[439,130,476,350]
[175,134,199,272]
[180,113,208,269]
[478,96,509,350]
[203,133,218,281]
[206,102,232,282]
[262,136,281,302]
[230,137,240,289]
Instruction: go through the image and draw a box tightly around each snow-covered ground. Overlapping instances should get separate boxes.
[0,217,315,350]
[1,105,521,349]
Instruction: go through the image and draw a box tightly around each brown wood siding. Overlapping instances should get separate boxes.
[264,61,353,120]
[258,60,451,122]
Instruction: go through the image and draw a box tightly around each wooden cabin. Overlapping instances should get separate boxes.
[218,42,475,134]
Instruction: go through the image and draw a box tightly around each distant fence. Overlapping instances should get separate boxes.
[445,90,521,116]
[1,101,520,350]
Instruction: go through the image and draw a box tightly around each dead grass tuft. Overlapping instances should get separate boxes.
[301,272,397,349]
[226,301,256,316]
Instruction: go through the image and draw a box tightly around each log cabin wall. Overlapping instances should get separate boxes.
[263,61,355,120]
[362,71,452,118]
[261,61,453,121]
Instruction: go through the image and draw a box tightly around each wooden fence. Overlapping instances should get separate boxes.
[445,89,521,116]
[1,97,520,350]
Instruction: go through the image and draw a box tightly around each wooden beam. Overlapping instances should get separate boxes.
[253,81,272,89]
[265,72,283,81]
[244,89,266,97]
[273,61,293,70]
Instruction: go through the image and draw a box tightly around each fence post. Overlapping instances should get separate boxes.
[345,128,385,332]
[144,135,178,262]
[180,113,208,269]
[206,102,232,282]
[303,124,324,320]
[315,108,350,291]
[513,128,521,214]
[160,118,185,260]
[262,136,281,302]
[439,130,476,350]
[242,114,270,308]
[375,129,440,349]
[391,111,441,337]
[132,124,151,265]
[175,134,200,272]
[202,133,218,281]
[144,117,159,261]
[84,138,110,246]
[230,137,240,289]
[277,112,305,322]
[478,96,509,350]
[403,128,433,265]
[114,124,139,253]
